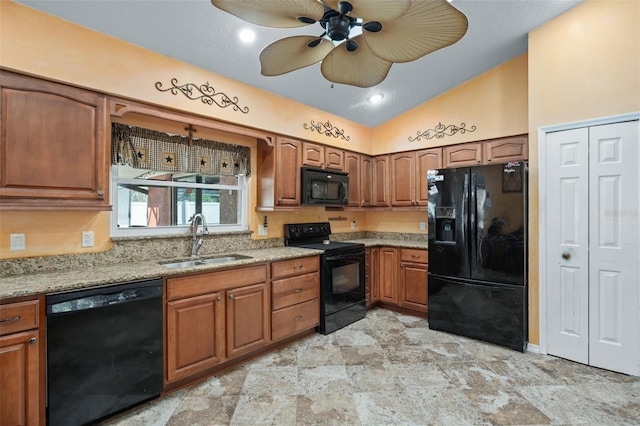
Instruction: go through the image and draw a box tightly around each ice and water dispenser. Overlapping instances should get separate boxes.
[435,206,456,243]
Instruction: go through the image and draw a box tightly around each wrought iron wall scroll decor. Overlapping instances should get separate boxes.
[155,78,249,114]
[408,122,476,142]
[303,120,350,141]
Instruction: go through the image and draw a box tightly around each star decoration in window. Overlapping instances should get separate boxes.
[201,158,207,166]
[137,150,144,160]
[165,155,173,163]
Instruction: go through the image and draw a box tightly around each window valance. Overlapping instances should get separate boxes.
[111,123,251,176]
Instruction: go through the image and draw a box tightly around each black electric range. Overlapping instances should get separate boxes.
[284,222,366,334]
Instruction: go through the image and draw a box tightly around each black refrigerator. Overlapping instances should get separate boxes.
[427,162,528,352]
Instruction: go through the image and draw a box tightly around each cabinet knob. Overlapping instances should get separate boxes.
[28,337,37,344]
[293,288,303,293]
[277,199,282,205]
[293,315,303,321]
[229,294,235,300]
[97,191,104,197]
[217,296,222,302]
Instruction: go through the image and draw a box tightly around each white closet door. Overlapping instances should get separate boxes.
[546,128,590,364]
[588,121,640,376]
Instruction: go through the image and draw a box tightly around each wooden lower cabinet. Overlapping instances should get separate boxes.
[0,297,44,426]
[370,247,428,316]
[226,283,270,358]
[399,249,428,313]
[270,256,320,341]
[378,247,399,305]
[165,265,269,385]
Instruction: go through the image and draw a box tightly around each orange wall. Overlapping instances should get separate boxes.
[527,0,640,345]
[373,54,528,153]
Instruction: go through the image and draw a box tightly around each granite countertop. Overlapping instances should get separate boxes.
[0,238,428,301]
[0,247,322,301]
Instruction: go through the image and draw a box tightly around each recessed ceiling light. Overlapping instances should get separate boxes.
[368,94,384,104]
[239,29,255,43]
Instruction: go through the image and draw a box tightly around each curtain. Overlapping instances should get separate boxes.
[111,123,251,176]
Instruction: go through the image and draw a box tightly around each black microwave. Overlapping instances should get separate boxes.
[301,167,349,206]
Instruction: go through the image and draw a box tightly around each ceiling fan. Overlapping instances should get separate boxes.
[210,0,469,88]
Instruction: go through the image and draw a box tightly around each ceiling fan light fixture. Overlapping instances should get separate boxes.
[368,93,384,104]
[238,29,255,43]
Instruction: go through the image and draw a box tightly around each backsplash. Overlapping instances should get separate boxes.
[0,231,424,276]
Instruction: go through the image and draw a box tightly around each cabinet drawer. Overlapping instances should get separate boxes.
[167,265,267,301]
[400,249,428,264]
[272,272,320,310]
[271,256,319,280]
[0,299,40,336]
[271,298,319,341]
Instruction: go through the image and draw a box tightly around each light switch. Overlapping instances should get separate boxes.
[10,233,26,251]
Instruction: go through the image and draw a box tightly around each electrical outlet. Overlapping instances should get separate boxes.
[82,231,94,247]
[10,233,26,251]
[258,225,268,236]
[420,221,426,231]
[351,221,356,230]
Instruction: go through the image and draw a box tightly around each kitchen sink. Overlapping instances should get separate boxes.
[161,254,252,269]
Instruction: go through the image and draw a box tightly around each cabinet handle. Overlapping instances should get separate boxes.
[0,315,20,323]
[277,199,282,205]
[97,190,105,197]
[293,315,303,321]
[294,264,303,270]
[229,294,235,300]
[293,288,303,293]
[411,255,420,259]
[29,337,37,344]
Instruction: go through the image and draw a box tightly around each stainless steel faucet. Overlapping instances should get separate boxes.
[190,213,209,257]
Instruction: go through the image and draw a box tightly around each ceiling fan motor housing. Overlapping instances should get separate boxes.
[327,15,351,41]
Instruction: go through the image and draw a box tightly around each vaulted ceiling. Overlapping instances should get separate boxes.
[14,0,583,127]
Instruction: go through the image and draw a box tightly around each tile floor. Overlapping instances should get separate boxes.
[102,308,640,425]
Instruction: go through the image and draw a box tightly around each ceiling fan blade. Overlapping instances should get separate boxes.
[260,36,335,76]
[323,0,411,22]
[362,0,468,63]
[321,35,392,88]
[211,0,325,28]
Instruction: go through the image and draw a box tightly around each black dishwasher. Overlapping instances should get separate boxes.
[46,278,164,426]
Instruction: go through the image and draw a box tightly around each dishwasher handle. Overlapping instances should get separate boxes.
[47,278,163,315]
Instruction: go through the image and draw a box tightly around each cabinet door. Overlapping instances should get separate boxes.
[400,263,428,313]
[0,71,108,209]
[275,137,301,206]
[378,247,398,304]
[226,283,269,358]
[390,152,416,207]
[443,143,482,168]
[302,142,324,168]
[372,155,390,207]
[345,152,361,207]
[416,148,442,206]
[325,147,344,170]
[360,155,373,207]
[166,292,225,383]
[370,247,380,303]
[0,330,41,426]
[483,135,528,163]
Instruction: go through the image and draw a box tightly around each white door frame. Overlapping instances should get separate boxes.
[537,111,640,355]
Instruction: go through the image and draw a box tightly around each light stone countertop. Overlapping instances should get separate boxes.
[0,247,322,301]
[0,239,428,301]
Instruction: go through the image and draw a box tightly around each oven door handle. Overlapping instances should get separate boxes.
[325,252,365,262]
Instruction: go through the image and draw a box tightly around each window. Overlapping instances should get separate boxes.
[111,165,247,236]
[110,123,249,237]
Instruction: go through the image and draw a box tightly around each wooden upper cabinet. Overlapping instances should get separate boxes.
[483,135,528,163]
[302,142,343,170]
[390,148,442,207]
[390,152,416,207]
[360,155,373,207]
[275,137,301,207]
[372,155,390,207]
[0,71,108,210]
[416,148,442,205]
[345,152,361,207]
[443,142,482,168]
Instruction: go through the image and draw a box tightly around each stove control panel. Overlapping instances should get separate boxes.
[284,222,331,239]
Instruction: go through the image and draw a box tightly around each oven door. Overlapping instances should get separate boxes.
[322,248,365,316]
